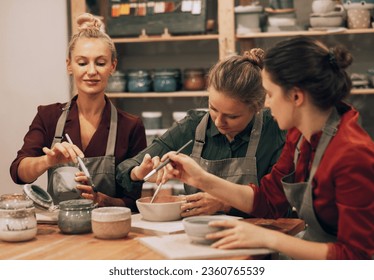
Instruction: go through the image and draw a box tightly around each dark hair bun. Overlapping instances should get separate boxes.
[330,46,353,70]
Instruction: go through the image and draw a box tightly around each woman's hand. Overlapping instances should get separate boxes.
[131,154,161,182]
[42,141,84,168]
[206,219,273,250]
[162,152,207,188]
[75,171,99,203]
[181,192,229,217]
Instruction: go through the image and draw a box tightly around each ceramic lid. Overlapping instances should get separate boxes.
[92,206,131,222]
[0,199,34,210]
[142,111,162,118]
[234,5,263,13]
[58,199,94,210]
[23,184,53,210]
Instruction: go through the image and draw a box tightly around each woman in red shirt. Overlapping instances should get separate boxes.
[162,37,374,259]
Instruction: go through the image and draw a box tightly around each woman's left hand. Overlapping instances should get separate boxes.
[181,192,229,217]
[75,171,98,203]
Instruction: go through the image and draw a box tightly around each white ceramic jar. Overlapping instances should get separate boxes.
[0,199,37,242]
[91,207,131,239]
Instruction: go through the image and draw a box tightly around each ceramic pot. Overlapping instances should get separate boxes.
[347,9,371,28]
[58,199,94,234]
[91,207,131,239]
[312,0,342,14]
[0,199,37,242]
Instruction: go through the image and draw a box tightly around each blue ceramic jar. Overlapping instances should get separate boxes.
[153,69,178,92]
[127,70,151,92]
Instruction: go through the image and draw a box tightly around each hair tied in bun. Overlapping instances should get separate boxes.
[77,13,105,33]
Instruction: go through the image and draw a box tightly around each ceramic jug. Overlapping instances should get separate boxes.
[312,0,342,14]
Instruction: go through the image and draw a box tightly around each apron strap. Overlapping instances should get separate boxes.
[307,107,340,184]
[51,101,71,148]
[292,107,340,183]
[105,101,118,156]
[190,112,209,157]
[245,109,263,157]
[51,99,117,156]
[191,109,264,158]
[293,136,303,167]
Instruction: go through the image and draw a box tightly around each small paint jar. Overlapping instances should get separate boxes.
[142,111,163,129]
[91,207,131,239]
[58,199,94,234]
[183,69,206,91]
[0,199,37,242]
[106,71,126,92]
[153,69,178,92]
[127,70,151,92]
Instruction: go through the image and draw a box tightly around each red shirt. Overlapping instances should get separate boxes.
[10,95,147,211]
[251,103,374,259]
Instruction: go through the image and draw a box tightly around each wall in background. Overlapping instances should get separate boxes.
[0,0,70,195]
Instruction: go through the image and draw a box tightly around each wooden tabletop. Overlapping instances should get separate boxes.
[0,218,305,260]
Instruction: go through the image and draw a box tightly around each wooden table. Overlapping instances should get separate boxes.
[0,218,305,260]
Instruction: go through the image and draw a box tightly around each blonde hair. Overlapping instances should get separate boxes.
[207,48,265,112]
[68,13,117,62]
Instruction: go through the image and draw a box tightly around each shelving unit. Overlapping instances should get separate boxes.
[236,28,374,39]
[237,28,374,95]
[70,0,373,98]
[107,91,208,99]
[112,34,219,43]
[69,0,235,60]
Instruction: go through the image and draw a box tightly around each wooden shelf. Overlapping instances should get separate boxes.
[351,88,374,95]
[106,91,209,98]
[112,34,219,44]
[106,89,373,98]
[236,28,374,40]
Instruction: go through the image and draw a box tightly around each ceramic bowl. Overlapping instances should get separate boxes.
[310,16,344,27]
[268,16,296,26]
[136,195,185,222]
[182,215,237,245]
[91,207,131,239]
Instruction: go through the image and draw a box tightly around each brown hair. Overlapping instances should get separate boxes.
[264,36,352,110]
[207,48,265,112]
[68,13,117,62]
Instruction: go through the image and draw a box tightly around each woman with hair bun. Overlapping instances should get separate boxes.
[162,36,374,259]
[10,13,147,210]
[116,49,286,218]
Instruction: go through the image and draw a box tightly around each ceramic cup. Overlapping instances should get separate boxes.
[347,9,371,29]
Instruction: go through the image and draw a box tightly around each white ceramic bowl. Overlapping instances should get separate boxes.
[136,196,185,222]
[310,16,344,27]
[268,16,296,26]
[182,215,236,245]
[91,207,131,239]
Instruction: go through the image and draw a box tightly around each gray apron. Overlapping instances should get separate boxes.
[185,110,263,195]
[282,108,340,243]
[47,100,118,204]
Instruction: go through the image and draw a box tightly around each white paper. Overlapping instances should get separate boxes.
[138,233,274,259]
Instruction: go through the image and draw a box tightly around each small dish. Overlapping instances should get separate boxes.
[91,207,131,239]
[136,195,185,222]
[183,215,236,245]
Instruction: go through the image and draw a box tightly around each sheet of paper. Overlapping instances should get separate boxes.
[131,213,184,235]
[138,233,274,259]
